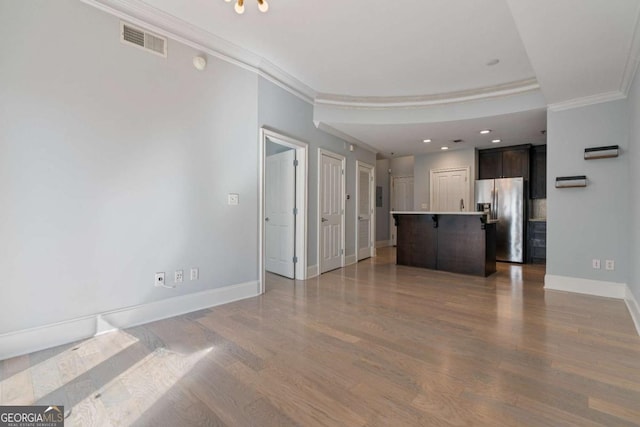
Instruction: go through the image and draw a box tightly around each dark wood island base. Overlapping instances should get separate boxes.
[393,212,496,277]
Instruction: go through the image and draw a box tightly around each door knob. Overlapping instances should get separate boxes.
[321,217,328,222]
[265,217,270,222]
[358,216,364,220]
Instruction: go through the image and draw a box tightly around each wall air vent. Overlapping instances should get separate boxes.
[120,22,167,58]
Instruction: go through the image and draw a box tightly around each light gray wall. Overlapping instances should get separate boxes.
[257,79,376,267]
[0,0,259,333]
[414,149,477,210]
[547,100,630,284]
[389,156,415,176]
[628,68,640,301]
[375,159,390,241]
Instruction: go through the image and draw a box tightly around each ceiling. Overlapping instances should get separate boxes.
[139,0,538,97]
[332,109,547,158]
[95,0,640,155]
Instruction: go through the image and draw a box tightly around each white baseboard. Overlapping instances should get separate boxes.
[307,264,319,279]
[625,286,640,336]
[544,274,628,299]
[376,240,391,248]
[345,254,357,266]
[0,316,97,362]
[0,281,258,360]
[545,274,640,337]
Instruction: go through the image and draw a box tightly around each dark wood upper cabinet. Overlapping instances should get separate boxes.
[501,147,529,179]
[478,150,502,179]
[478,144,531,180]
[530,145,547,199]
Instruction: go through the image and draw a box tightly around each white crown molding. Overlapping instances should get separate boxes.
[315,79,540,109]
[80,0,316,104]
[621,3,640,95]
[81,0,542,111]
[314,121,378,154]
[547,91,626,112]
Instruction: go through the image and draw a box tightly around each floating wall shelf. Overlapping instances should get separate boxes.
[584,145,619,160]
[555,175,587,188]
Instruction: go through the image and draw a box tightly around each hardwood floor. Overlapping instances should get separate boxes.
[2,247,640,426]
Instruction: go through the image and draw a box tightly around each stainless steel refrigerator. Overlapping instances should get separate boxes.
[475,177,525,263]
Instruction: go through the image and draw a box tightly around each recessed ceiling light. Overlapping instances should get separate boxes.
[480,129,491,134]
[492,139,501,143]
[423,139,432,143]
[487,59,500,66]
[441,146,449,150]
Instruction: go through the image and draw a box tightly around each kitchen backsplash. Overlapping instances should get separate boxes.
[531,198,547,219]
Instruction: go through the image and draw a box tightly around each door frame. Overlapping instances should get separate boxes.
[259,128,308,294]
[317,148,346,274]
[429,166,471,212]
[389,175,414,246]
[355,161,375,260]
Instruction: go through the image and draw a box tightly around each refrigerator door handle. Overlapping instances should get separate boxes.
[493,188,498,219]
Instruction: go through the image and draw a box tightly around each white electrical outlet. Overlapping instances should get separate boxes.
[605,260,615,271]
[190,268,199,281]
[228,193,239,205]
[175,270,184,283]
[592,259,601,269]
[154,272,165,287]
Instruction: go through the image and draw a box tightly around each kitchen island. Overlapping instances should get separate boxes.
[392,212,496,277]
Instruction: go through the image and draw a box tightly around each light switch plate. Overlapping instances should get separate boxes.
[190,268,199,281]
[228,193,239,205]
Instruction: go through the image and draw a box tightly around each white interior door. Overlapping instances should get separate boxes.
[320,151,344,273]
[390,176,414,246]
[265,149,295,278]
[430,167,469,212]
[357,162,374,261]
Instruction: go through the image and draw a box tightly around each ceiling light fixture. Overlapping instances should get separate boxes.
[492,139,501,143]
[423,139,432,143]
[480,129,491,134]
[226,0,269,14]
[441,147,449,151]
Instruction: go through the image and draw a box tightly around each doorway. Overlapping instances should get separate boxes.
[430,166,470,212]
[356,161,375,261]
[318,149,345,274]
[259,128,308,294]
[265,146,295,278]
[389,175,414,246]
